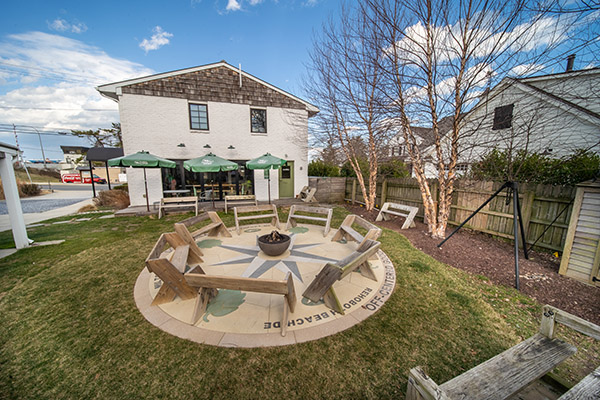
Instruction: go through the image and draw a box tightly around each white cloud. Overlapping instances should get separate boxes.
[139,26,173,53]
[509,63,546,77]
[303,0,318,6]
[226,0,242,11]
[0,31,153,136]
[71,23,87,34]
[48,18,88,34]
[48,18,69,32]
[248,0,263,4]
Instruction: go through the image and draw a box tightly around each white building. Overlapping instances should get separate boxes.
[457,67,600,167]
[97,61,318,206]
[387,66,600,178]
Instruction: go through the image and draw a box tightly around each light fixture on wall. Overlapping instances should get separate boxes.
[203,144,211,149]
[228,145,235,150]
[177,143,186,147]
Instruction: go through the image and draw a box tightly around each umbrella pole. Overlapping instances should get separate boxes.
[268,174,271,204]
[143,167,150,212]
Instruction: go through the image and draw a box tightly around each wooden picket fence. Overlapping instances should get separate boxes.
[344,178,576,252]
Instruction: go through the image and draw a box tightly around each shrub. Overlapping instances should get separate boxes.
[308,160,340,177]
[93,189,130,209]
[113,183,128,192]
[0,180,42,200]
[379,159,409,179]
[18,182,41,196]
[470,148,600,185]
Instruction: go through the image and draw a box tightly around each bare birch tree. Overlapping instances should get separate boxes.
[363,0,597,238]
[306,7,389,211]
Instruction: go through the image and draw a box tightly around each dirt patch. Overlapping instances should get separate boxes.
[344,204,600,326]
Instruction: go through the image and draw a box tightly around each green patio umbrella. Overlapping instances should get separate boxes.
[183,153,239,208]
[108,150,176,212]
[245,153,287,204]
[183,152,238,172]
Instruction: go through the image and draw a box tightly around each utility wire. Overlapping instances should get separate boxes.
[0,105,117,112]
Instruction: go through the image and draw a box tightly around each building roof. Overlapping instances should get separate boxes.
[514,79,600,123]
[0,141,20,156]
[465,67,600,128]
[86,147,124,162]
[60,145,89,154]
[96,61,319,116]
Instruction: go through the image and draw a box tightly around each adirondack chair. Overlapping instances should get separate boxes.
[234,204,280,235]
[331,214,382,249]
[406,305,600,400]
[303,239,381,314]
[145,237,297,336]
[376,202,419,229]
[299,186,318,203]
[178,211,232,238]
[285,204,333,237]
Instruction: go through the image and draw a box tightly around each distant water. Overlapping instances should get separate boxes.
[0,198,87,215]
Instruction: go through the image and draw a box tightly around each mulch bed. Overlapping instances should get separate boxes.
[344,204,600,326]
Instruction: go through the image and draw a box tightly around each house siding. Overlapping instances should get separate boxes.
[458,83,600,165]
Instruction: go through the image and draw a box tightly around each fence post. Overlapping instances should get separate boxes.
[381,179,388,208]
[520,189,535,238]
[351,179,357,205]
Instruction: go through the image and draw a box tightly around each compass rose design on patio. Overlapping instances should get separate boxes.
[211,234,337,282]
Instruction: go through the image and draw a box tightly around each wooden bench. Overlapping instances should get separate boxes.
[299,186,318,203]
[145,238,296,336]
[158,196,199,219]
[303,239,381,314]
[376,202,418,229]
[234,204,280,235]
[224,194,257,213]
[285,205,333,237]
[178,212,232,238]
[331,214,382,248]
[406,305,600,400]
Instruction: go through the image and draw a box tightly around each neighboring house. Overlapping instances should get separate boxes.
[456,67,600,168]
[387,66,600,178]
[385,116,455,178]
[60,145,89,166]
[97,61,319,206]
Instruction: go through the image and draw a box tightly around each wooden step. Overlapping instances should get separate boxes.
[441,334,577,400]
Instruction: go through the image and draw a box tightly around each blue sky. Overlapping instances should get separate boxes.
[0,0,340,160]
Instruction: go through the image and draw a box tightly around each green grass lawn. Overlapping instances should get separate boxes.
[0,207,596,399]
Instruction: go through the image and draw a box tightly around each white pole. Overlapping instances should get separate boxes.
[0,152,31,248]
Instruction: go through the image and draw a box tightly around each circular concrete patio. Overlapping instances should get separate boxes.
[134,224,395,347]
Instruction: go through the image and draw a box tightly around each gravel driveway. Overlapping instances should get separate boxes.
[0,198,88,215]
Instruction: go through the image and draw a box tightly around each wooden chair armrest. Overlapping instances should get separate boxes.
[542,305,600,340]
[406,367,449,400]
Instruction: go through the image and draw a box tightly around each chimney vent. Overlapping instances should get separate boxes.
[566,54,576,72]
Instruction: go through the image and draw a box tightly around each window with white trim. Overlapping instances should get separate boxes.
[189,103,209,131]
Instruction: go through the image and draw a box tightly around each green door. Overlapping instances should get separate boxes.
[278,161,294,198]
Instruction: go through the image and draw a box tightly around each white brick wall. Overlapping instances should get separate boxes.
[119,94,309,205]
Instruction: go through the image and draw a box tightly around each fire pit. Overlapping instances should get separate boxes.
[257,231,291,256]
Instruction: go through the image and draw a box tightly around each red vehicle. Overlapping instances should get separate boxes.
[62,174,107,184]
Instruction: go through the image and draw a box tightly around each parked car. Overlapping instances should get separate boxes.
[92,175,107,184]
[61,174,107,184]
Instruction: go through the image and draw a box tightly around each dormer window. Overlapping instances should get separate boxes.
[492,104,514,130]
